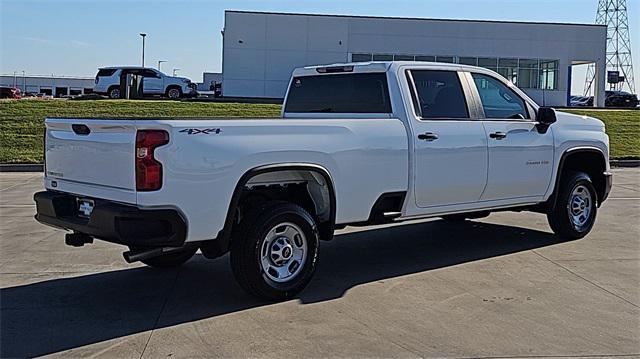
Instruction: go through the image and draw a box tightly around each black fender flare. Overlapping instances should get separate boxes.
[202,163,337,258]
[547,147,606,210]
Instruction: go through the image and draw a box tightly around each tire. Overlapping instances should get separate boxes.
[138,247,198,268]
[547,172,598,239]
[108,87,121,99]
[166,87,182,99]
[230,202,319,301]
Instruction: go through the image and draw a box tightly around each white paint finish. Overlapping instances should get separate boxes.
[137,118,409,241]
[307,16,349,52]
[222,11,607,103]
[413,121,488,207]
[265,50,309,81]
[265,14,308,51]
[480,121,554,201]
[40,62,611,246]
[220,48,266,81]
[44,119,137,192]
[223,11,267,50]
[93,67,193,97]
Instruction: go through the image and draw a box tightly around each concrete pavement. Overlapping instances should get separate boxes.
[1,169,638,358]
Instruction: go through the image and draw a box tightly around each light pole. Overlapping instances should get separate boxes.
[157,60,167,71]
[139,33,147,68]
[13,71,17,88]
[172,68,180,76]
[22,71,26,93]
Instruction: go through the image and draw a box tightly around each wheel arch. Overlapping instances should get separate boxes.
[549,147,608,209]
[202,163,337,258]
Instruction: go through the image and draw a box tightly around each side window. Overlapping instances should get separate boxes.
[471,73,529,119]
[409,70,469,119]
[142,69,160,78]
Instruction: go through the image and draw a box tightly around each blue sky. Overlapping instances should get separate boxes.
[1,0,638,93]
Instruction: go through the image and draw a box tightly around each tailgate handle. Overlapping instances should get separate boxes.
[72,124,91,135]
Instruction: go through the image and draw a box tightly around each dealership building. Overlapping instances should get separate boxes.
[221,10,607,106]
[0,74,94,97]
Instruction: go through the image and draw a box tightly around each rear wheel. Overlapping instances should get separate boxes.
[230,202,319,301]
[547,172,597,239]
[108,87,121,99]
[138,247,197,268]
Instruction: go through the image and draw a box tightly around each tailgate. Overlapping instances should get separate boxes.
[45,118,137,191]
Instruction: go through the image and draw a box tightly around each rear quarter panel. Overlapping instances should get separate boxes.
[138,118,409,242]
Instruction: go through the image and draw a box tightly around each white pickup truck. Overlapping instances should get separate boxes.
[35,62,612,300]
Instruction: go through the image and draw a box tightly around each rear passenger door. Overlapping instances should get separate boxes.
[469,72,553,201]
[407,70,488,208]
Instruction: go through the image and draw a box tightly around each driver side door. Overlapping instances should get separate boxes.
[469,72,554,202]
[142,69,163,94]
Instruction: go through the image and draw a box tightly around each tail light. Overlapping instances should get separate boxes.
[136,130,169,191]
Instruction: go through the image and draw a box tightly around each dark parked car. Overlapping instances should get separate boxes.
[0,87,22,99]
[570,95,593,107]
[606,90,639,108]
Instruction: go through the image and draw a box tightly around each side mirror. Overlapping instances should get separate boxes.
[536,107,556,133]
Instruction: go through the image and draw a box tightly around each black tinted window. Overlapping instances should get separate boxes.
[409,70,468,119]
[142,69,160,78]
[471,73,529,119]
[97,69,117,77]
[284,73,391,113]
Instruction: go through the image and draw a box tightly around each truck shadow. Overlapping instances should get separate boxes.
[1,219,568,357]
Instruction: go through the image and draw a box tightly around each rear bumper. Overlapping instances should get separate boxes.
[34,191,186,248]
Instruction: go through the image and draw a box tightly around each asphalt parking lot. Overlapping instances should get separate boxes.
[1,169,638,358]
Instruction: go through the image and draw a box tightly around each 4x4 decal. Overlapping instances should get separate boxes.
[179,128,221,135]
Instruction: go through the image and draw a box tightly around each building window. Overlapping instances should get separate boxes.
[372,54,393,61]
[478,57,498,72]
[518,59,539,89]
[351,53,372,62]
[436,56,455,63]
[415,55,435,62]
[458,57,478,66]
[497,58,518,84]
[394,54,414,61]
[540,60,558,90]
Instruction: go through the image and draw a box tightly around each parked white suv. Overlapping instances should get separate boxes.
[93,66,197,99]
[36,62,612,300]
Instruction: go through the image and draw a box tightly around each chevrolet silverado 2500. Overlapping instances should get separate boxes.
[35,62,612,300]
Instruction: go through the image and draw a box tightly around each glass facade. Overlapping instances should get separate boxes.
[350,53,559,90]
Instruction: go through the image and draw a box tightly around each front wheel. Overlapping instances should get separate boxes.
[230,202,319,301]
[166,87,182,99]
[547,172,598,239]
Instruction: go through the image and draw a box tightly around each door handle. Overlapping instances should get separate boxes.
[418,132,439,141]
[489,131,507,140]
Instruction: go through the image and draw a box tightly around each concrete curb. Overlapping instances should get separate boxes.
[0,164,44,172]
[1,159,638,173]
[611,160,640,168]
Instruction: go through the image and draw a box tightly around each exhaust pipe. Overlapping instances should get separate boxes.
[123,246,189,263]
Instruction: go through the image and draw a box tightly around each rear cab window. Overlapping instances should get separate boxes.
[96,69,117,77]
[284,72,392,114]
